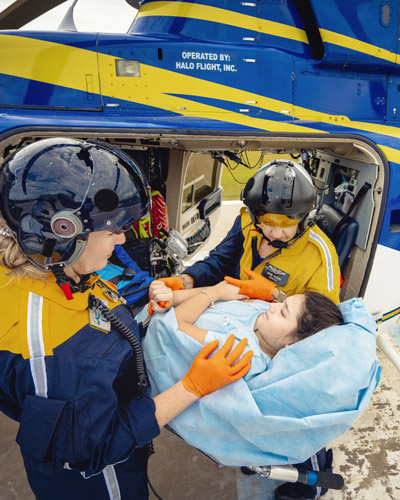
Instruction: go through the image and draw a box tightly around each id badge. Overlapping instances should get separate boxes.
[261,262,290,287]
[89,298,111,333]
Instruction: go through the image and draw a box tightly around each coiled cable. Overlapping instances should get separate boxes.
[88,294,148,393]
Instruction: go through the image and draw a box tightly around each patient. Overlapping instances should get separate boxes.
[143,280,379,467]
[149,279,344,359]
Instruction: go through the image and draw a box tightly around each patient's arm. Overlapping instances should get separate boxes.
[174,281,248,344]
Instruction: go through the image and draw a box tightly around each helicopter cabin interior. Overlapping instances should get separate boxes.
[0,132,384,301]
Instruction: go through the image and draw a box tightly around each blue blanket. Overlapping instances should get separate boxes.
[141,298,380,466]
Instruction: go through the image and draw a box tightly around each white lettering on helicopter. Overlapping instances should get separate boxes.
[176,52,237,72]
[182,52,219,60]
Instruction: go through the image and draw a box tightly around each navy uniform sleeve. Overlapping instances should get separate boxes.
[184,215,244,286]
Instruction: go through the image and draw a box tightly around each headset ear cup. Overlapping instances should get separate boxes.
[50,212,83,238]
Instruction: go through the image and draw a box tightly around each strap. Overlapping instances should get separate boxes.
[330,182,371,242]
[107,268,137,286]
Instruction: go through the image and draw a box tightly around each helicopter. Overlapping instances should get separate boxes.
[0,0,399,353]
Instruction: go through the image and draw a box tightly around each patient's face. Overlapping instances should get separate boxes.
[255,294,305,358]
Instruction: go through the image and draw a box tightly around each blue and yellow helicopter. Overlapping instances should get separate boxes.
[0,0,399,344]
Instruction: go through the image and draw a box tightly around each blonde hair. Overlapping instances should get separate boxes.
[0,223,50,281]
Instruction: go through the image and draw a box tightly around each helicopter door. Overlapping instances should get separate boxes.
[165,150,222,254]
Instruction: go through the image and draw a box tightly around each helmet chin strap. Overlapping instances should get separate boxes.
[51,264,92,300]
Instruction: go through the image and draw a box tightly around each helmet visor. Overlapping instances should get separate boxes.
[258,213,300,227]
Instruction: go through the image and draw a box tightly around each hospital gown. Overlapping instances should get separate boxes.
[141,298,380,466]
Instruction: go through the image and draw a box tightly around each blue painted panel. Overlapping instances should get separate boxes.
[379,161,400,250]
[312,0,398,72]
[385,76,400,121]
[132,15,260,45]
[294,68,386,121]
[0,74,101,109]
[0,108,261,136]
[311,0,399,52]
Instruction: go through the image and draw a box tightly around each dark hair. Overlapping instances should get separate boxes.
[294,291,344,341]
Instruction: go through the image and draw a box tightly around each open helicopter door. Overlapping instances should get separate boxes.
[164,149,223,255]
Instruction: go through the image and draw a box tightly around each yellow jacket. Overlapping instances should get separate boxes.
[239,208,341,303]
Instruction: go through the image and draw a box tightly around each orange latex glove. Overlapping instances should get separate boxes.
[148,276,185,315]
[181,334,253,397]
[224,268,275,302]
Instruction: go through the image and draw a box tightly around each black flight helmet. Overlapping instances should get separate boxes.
[241,159,317,248]
[0,138,150,270]
[242,159,316,223]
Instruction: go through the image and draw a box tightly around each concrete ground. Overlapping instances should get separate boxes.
[1,201,400,499]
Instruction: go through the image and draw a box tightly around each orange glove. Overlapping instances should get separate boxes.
[181,334,253,397]
[148,276,185,315]
[224,268,275,302]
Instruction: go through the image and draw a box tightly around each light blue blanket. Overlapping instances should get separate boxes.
[141,298,380,466]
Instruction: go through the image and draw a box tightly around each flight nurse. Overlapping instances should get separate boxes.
[0,138,253,500]
[180,159,341,305]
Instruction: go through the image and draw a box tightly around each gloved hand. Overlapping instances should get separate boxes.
[224,268,275,302]
[148,276,184,315]
[181,334,253,397]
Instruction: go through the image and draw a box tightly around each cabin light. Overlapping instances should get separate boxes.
[115,60,141,77]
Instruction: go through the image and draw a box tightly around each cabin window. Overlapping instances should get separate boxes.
[182,154,218,213]
[390,209,400,233]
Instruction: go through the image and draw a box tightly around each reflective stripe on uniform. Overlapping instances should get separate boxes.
[309,230,334,292]
[310,453,322,499]
[27,292,48,398]
[103,465,121,500]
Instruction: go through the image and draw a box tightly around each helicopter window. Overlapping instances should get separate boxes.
[390,210,400,233]
[182,154,218,213]
[115,60,141,77]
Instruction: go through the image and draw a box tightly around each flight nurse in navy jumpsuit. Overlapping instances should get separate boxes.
[0,138,252,500]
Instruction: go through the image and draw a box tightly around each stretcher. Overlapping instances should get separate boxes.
[139,297,380,494]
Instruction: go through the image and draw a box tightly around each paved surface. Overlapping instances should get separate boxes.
[1,201,400,499]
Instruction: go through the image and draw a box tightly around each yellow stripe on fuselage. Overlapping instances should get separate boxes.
[319,28,397,65]
[0,34,101,94]
[97,52,324,133]
[136,1,398,66]
[3,34,400,163]
[136,1,308,43]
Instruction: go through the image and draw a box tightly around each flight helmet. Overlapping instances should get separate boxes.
[0,137,150,270]
[242,159,316,225]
